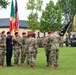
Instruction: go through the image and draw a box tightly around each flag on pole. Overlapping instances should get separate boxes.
[9,0,15,33]
[74,15,76,31]
[14,0,19,32]
[59,19,72,37]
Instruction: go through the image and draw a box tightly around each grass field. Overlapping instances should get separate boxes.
[0,46,76,75]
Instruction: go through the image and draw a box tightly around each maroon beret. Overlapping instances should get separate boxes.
[1,31,5,34]
[48,31,51,34]
[15,32,18,35]
[32,33,36,38]
[22,32,26,35]
[28,33,32,37]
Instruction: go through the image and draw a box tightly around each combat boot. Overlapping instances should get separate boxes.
[0,66,4,68]
[54,66,58,70]
[46,62,49,67]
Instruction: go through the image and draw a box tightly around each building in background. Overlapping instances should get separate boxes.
[0,18,46,37]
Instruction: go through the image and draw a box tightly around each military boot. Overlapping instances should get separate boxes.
[54,66,58,70]
[46,62,49,67]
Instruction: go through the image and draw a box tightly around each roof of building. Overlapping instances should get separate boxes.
[0,18,28,28]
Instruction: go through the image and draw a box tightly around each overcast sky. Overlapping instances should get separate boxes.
[0,0,58,20]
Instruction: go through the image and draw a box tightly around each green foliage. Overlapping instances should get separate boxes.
[40,1,62,32]
[35,0,43,11]
[0,47,76,75]
[0,0,9,9]
[26,0,35,10]
[58,0,76,23]
[28,12,40,31]
[26,0,43,31]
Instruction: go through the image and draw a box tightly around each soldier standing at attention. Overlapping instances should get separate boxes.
[43,32,52,67]
[13,32,22,66]
[26,33,38,69]
[6,31,13,67]
[50,29,61,70]
[0,31,6,68]
[21,32,27,64]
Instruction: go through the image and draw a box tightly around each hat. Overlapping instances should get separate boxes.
[48,31,51,34]
[7,31,10,34]
[15,32,18,35]
[1,31,5,34]
[28,33,32,37]
[22,32,26,35]
[32,33,36,38]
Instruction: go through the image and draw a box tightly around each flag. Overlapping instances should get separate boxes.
[14,0,19,32]
[9,0,15,33]
[59,19,72,36]
[74,15,76,31]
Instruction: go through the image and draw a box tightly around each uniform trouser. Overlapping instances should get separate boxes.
[14,50,20,64]
[26,52,36,66]
[6,53,12,66]
[26,53,29,65]
[50,49,59,66]
[45,50,52,65]
[21,51,26,63]
[0,51,5,66]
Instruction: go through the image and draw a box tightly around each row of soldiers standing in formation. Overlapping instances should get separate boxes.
[0,29,62,69]
[0,31,38,69]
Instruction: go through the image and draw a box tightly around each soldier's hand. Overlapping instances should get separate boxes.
[4,44,6,47]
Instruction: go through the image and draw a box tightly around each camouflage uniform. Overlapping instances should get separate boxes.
[0,34,6,67]
[43,37,52,67]
[13,34,22,65]
[26,37,38,68]
[59,37,63,47]
[37,37,44,48]
[21,36,27,64]
[49,32,61,69]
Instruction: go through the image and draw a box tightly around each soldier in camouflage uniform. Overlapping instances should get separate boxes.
[43,32,52,67]
[26,33,38,68]
[21,32,27,64]
[13,32,22,66]
[49,30,61,70]
[0,31,6,68]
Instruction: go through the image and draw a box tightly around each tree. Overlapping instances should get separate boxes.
[58,0,76,23]
[0,0,9,9]
[40,0,62,32]
[26,0,43,31]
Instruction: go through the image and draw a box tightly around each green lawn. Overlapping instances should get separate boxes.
[0,47,76,75]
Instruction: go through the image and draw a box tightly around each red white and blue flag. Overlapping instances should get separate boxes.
[14,0,19,32]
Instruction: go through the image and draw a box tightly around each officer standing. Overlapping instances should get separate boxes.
[13,32,22,66]
[6,31,13,67]
[21,32,27,64]
[43,32,52,67]
[26,33,38,69]
[49,29,61,70]
[0,31,6,68]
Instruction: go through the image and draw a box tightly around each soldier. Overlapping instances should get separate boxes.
[43,32,52,67]
[6,31,13,67]
[13,32,22,66]
[26,33,38,69]
[21,32,27,64]
[49,29,61,70]
[0,31,6,68]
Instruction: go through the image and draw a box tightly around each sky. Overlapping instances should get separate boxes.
[0,0,58,20]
